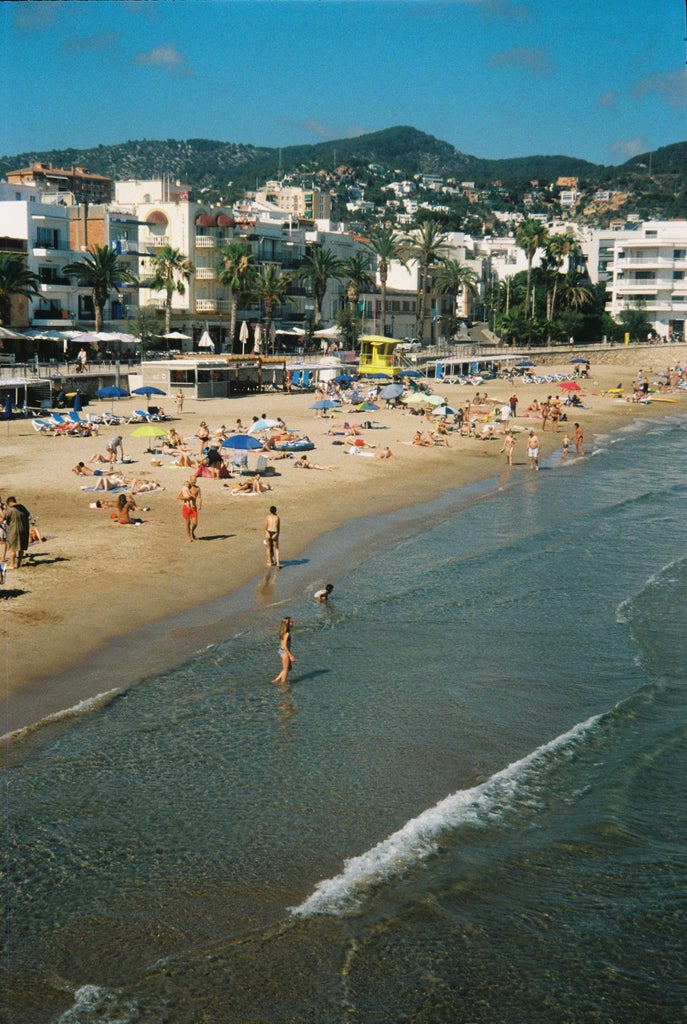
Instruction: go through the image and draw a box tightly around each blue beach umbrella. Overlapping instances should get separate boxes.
[248,417,279,433]
[96,385,130,399]
[380,383,404,399]
[356,401,379,412]
[332,374,357,384]
[73,391,82,413]
[310,399,339,410]
[515,360,536,369]
[401,370,422,378]
[366,372,393,380]
[220,434,264,450]
[132,386,166,398]
[4,394,12,420]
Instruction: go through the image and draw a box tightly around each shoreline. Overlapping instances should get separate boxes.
[2,354,686,741]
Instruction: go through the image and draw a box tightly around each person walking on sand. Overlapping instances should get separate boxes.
[574,422,585,456]
[527,429,540,470]
[500,430,515,465]
[264,506,281,567]
[178,478,201,541]
[273,616,295,685]
[175,390,184,415]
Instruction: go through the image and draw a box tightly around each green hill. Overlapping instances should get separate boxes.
[1,127,685,220]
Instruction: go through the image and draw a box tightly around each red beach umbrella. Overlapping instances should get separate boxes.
[558,381,582,391]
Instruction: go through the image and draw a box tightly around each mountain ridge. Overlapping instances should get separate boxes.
[2,126,685,221]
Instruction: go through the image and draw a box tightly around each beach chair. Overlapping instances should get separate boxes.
[31,418,56,434]
[232,451,249,475]
[255,454,269,475]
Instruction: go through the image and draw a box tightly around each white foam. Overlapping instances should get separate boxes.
[54,983,137,1023]
[291,713,602,918]
[0,688,120,746]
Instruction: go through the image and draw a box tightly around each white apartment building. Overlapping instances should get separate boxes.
[0,185,78,328]
[583,220,687,340]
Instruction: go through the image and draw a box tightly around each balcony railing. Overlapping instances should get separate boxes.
[196,267,216,279]
[195,236,218,248]
[195,298,232,313]
[147,235,169,248]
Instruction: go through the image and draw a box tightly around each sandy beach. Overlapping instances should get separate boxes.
[2,348,685,737]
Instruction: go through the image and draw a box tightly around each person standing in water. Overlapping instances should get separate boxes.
[273,616,295,685]
[264,505,281,567]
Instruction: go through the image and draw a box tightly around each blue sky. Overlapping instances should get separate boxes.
[2,0,685,166]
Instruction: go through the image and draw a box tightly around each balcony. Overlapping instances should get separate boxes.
[40,280,72,292]
[147,235,169,248]
[196,267,216,280]
[33,308,73,323]
[195,299,232,313]
[195,235,218,248]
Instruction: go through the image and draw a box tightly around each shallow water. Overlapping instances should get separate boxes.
[3,416,686,1023]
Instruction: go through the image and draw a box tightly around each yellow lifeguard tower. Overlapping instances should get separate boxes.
[357,334,405,377]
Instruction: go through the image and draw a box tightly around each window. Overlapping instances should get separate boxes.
[673,271,685,281]
[635,271,655,281]
[36,227,59,248]
[674,250,686,260]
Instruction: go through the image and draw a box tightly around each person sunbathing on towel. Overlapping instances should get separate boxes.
[294,455,337,471]
[231,474,273,494]
[73,461,116,477]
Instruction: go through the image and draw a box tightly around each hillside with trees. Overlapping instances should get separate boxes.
[1,127,685,223]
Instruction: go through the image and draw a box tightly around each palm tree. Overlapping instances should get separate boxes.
[402,220,450,342]
[63,245,138,333]
[433,258,478,334]
[340,252,375,314]
[362,227,407,337]
[543,233,576,323]
[251,264,293,347]
[216,240,255,350]
[296,246,343,325]
[515,219,549,319]
[0,254,41,326]
[148,245,194,336]
[559,270,593,311]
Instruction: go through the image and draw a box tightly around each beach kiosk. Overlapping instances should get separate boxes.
[357,335,407,378]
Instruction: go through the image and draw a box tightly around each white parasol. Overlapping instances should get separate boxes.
[239,320,249,355]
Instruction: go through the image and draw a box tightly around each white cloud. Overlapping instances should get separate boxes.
[598,91,616,109]
[633,67,687,109]
[134,44,193,77]
[487,46,552,77]
[611,137,646,160]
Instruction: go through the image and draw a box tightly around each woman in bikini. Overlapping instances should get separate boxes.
[264,506,280,566]
[273,616,295,685]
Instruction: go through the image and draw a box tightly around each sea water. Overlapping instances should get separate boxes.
[2,415,686,1023]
